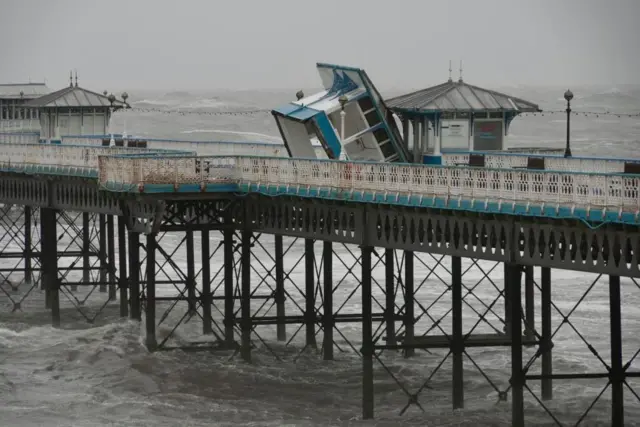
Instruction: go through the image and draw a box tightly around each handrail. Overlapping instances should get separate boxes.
[1,143,639,220]
[441,150,640,173]
[97,154,640,215]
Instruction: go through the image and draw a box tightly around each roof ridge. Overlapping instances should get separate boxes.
[386,81,452,104]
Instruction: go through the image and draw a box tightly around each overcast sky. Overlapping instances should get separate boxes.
[1,0,639,92]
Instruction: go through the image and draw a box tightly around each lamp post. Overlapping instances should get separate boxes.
[564,89,573,158]
[121,92,129,141]
[107,93,116,146]
[338,95,348,161]
[20,91,25,130]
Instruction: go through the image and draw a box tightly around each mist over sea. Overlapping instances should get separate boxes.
[1,85,640,427]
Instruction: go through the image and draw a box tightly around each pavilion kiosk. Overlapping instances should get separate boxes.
[23,74,127,144]
[385,74,540,164]
[272,63,410,163]
[0,83,50,132]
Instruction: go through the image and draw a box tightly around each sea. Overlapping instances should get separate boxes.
[1,84,640,427]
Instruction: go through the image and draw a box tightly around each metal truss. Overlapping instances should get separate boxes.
[368,253,540,416]
[514,272,640,426]
[0,205,41,312]
[2,190,640,425]
[49,211,119,323]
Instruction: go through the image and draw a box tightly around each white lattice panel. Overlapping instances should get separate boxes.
[0,132,40,144]
[441,152,631,173]
[99,155,640,215]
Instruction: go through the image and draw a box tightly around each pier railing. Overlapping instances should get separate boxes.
[441,151,640,173]
[98,155,640,215]
[0,143,193,175]
[2,143,639,219]
[0,131,40,144]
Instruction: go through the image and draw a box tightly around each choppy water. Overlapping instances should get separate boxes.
[2,86,640,426]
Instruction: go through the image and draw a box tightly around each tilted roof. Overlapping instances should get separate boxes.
[0,83,51,99]
[386,79,540,113]
[23,85,127,109]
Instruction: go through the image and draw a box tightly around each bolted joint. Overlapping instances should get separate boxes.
[498,391,508,402]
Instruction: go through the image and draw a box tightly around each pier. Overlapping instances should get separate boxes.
[0,140,638,425]
[0,65,639,426]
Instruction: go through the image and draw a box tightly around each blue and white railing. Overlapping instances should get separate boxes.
[0,119,40,133]
[97,154,640,224]
[0,131,40,144]
[440,151,640,174]
[2,143,639,224]
[0,143,193,176]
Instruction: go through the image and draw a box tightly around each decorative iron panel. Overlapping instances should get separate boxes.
[240,196,363,244]
[515,221,640,278]
[365,207,512,261]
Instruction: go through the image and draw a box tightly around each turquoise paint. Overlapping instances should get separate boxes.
[423,155,443,165]
[314,112,342,158]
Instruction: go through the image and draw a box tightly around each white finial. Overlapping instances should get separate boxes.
[448,60,452,82]
[459,60,463,82]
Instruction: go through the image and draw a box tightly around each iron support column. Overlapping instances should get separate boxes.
[41,207,59,327]
[201,228,213,335]
[128,231,141,321]
[305,239,316,348]
[40,214,51,308]
[504,263,512,335]
[452,255,464,409]
[223,227,234,347]
[508,263,524,427]
[99,214,107,292]
[80,212,90,292]
[240,230,252,362]
[24,206,32,284]
[117,217,128,318]
[404,250,415,357]
[361,245,374,420]
[524,265,534,340]
[275,234,286,341]
[323,240,333,360]
[385,249,396,346]
[145,233,157,351]
[609,274,623,426]
[541,266,552,400]
[107,215,116,301]
[186,228,196,315]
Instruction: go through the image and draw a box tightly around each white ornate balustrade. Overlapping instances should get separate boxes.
[2,143,639,221]
[0,143,193,175]
[0,132,40,144]
[441,151,640,174]
[0,120,40,132]
[98,155,640,218]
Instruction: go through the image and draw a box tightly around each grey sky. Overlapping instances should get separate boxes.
[1,0,639,92]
